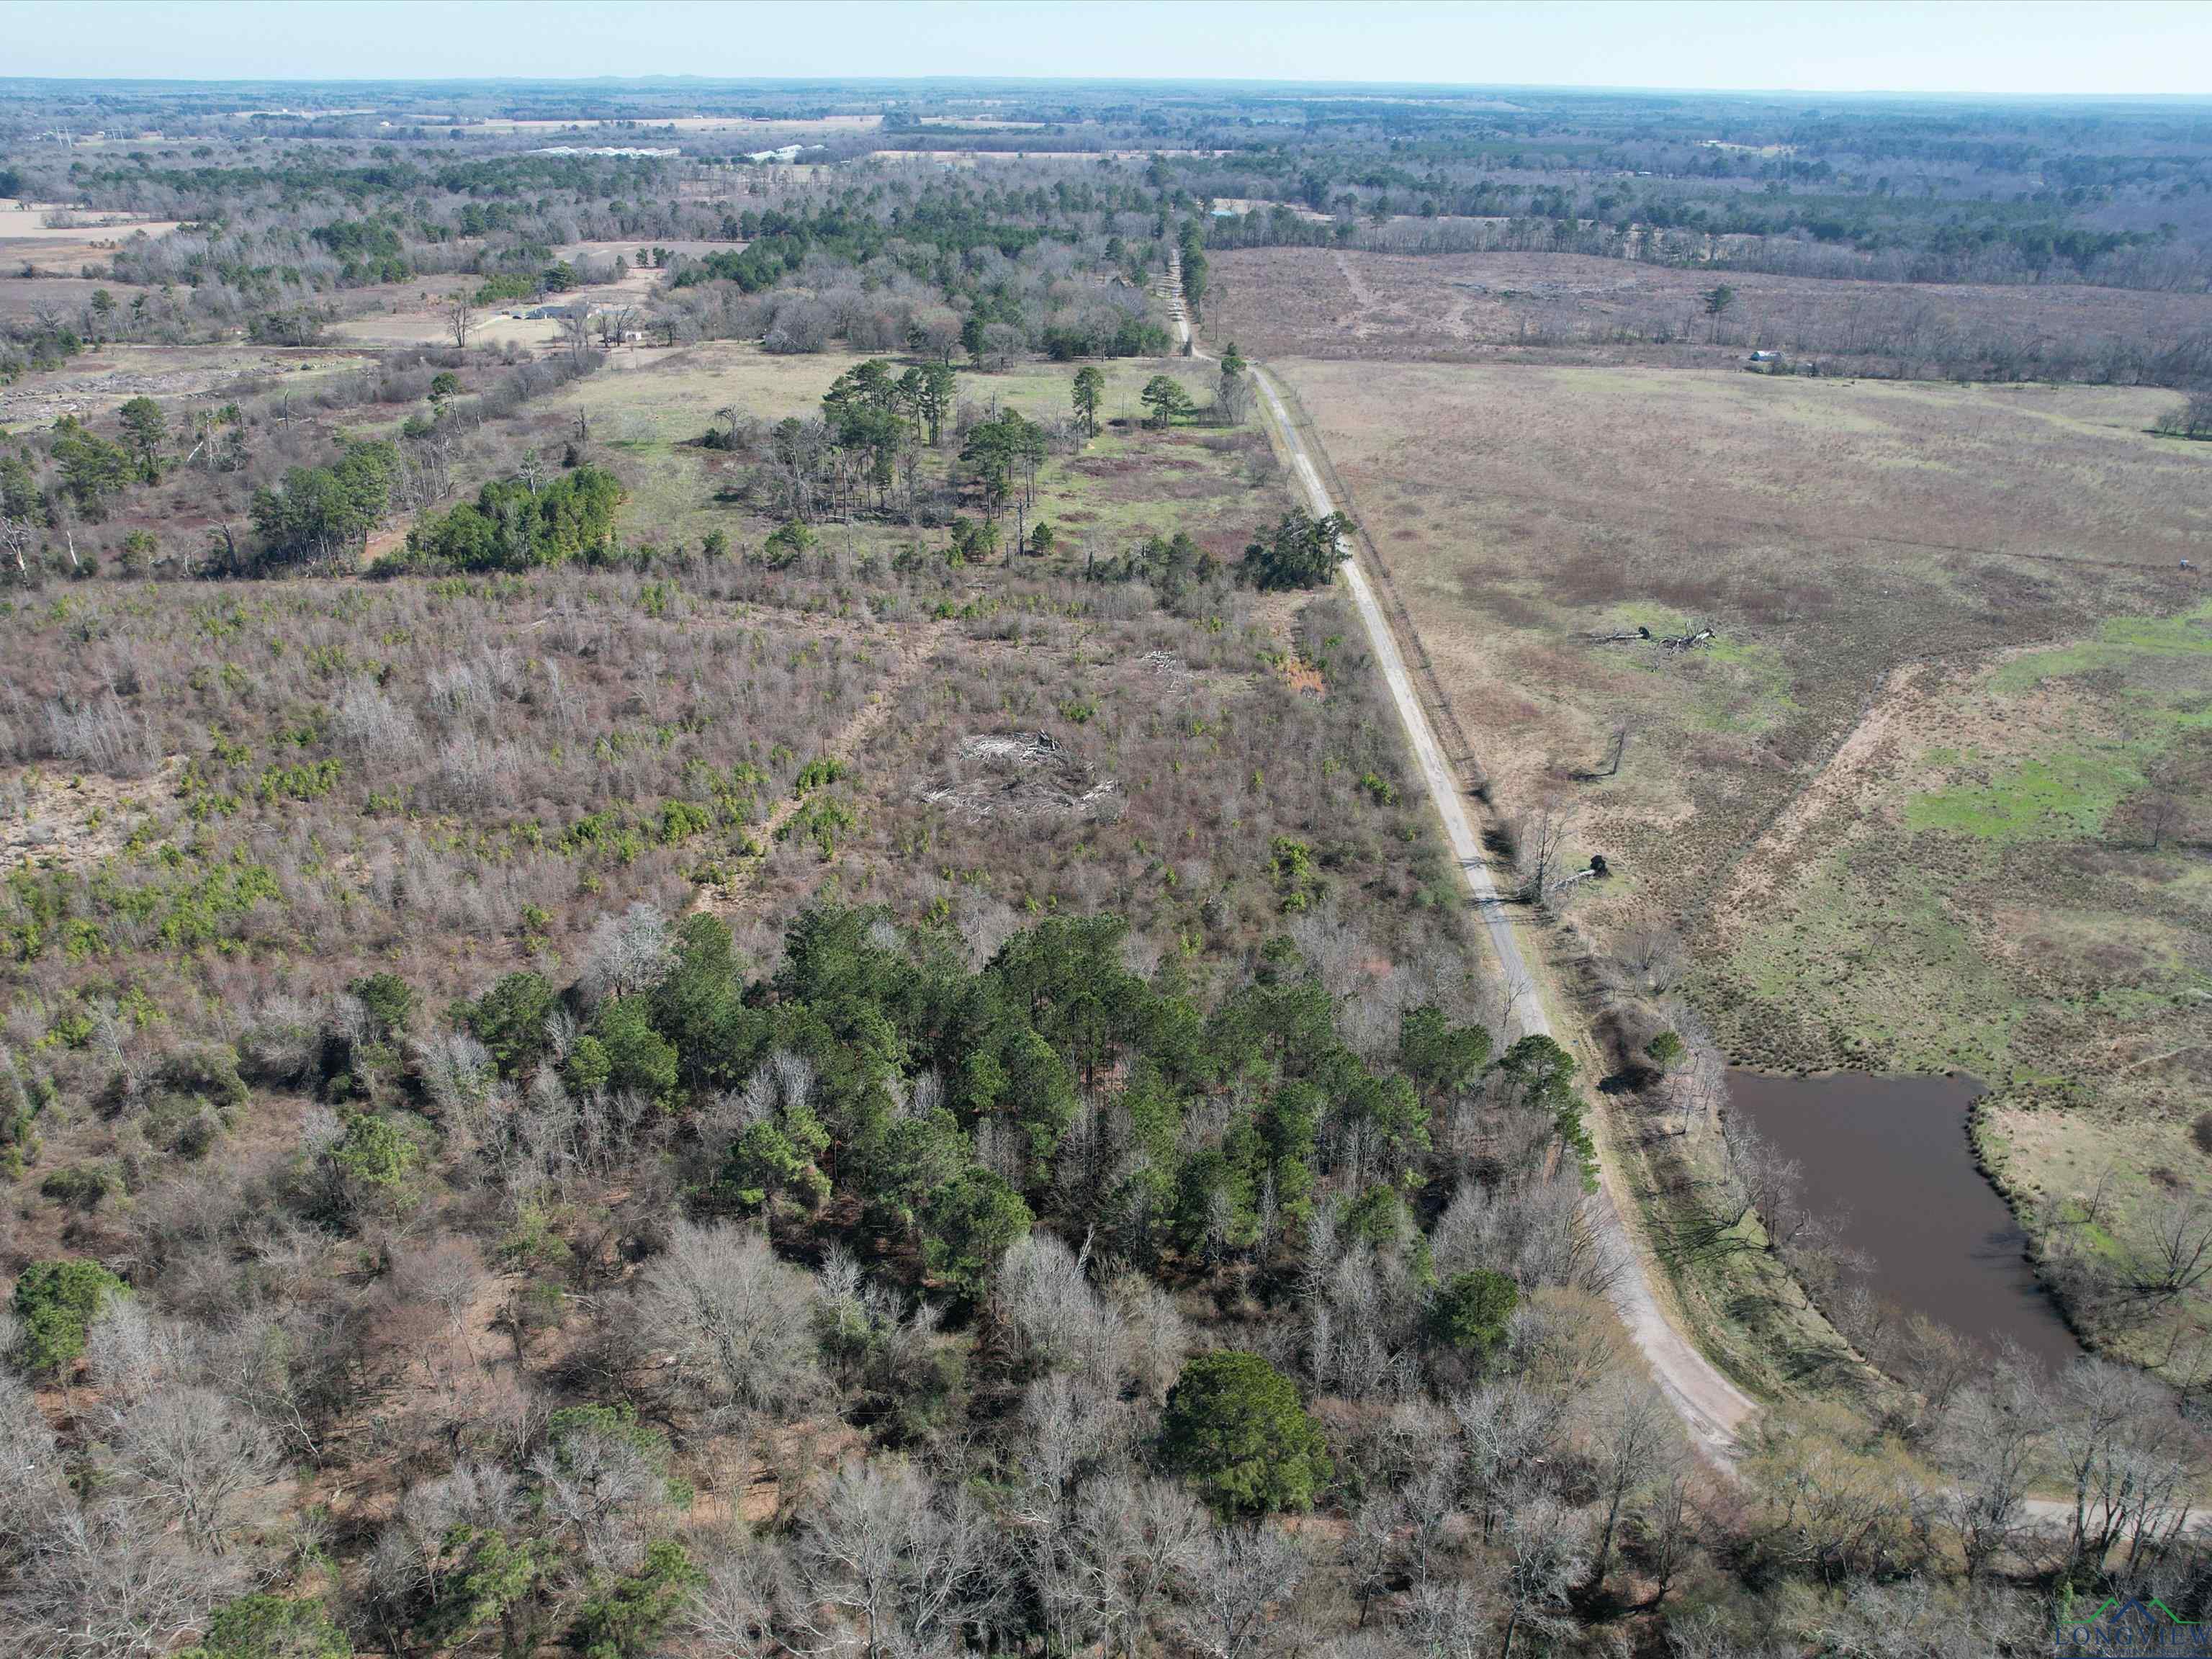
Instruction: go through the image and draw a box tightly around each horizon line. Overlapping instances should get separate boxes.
[6,73,2212,105]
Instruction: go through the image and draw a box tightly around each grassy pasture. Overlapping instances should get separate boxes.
[1277,356,2212,1370]
[540,344,1249,559]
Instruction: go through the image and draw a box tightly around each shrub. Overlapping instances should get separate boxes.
[325,1113,420,1219]
[179,1593,350,1658]
[722,1110,832,1210]
[1399,1004,1491,1100]
[580,997,678,1106]
[1426,1269,1519,1361]
[250,441,398,570]
[1497,1035,1596,1186]
[1160,1349,1330,1514]
[10,1257,129,1375]
[352,972,417,1041]
[400,465,624,572]
[571,1539,702,1659]
[1241,508,1354,592]
[466,971,559,1075]
[39,1162,121,1211]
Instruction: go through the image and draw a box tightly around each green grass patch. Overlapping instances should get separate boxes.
[1591,604,1802,735]
[1725,837,2022,1079]
[1990,598,2212,693]
[1905,745,2146,841]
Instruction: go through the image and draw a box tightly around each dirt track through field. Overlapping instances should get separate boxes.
[1249,359,1760,1467]
[693,634,931,919]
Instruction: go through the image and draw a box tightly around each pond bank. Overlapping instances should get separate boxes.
[1726,1069,2082,1372]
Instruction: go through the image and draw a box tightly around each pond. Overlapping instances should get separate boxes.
[1726,1069,2082,1371]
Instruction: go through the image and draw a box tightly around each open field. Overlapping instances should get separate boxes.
[1275,355,2212,1370]
[1211,247,2212,378]
[0,342,374,427]
[535,343,1249,557]
[0,200,182,272]
[0,202,181,242]
[0,274,138,325]
[327,261,666,349]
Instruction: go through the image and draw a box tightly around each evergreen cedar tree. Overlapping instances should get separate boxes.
[1426,1269,1520,1360]
[9,1257,128,1375]
[397,464,624,572]
[176,1593,350,1659]
[1071,363,1105,435]
[1140,374,1194,428]
[1242,507,1355,592]
[251,440,401,568]
[1160,1349,1331,1515]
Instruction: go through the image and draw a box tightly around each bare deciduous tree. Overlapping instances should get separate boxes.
[0,1501,230,1659]
[0,1373,63,1569]
[1453,1377,1560,1542]
[2049,1358,2198,1575]
[1664,1046,1729,1138]
[631,1220,819,1417]
[532,1414,665,1574]
[392,1237,490,1365]
[1619,922,1689,994]
[1179,1526,1309,1659]
[1582,1377,1683,1593]
[559,304,595,367]
[1341,1496,1401,1628]
[107,1384,277,1555]
[690,1539,797,1659]
[84,1300,194,1407]
[578,901,673,1004]
[2126,1195,2212,1312]
[1933,1353,2044,1579]
[1636,1467,1696,1608]
[446,291,475,349]
[1512,804,1576,904]
[1496,1490,1589,1659]
[1398,1573,1493,1659]
[998,1231,1129,1389]
[798,1461,999,1659]
[1073,1474,1208,1659]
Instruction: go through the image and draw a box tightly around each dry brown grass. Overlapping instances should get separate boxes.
[1210,247,2212,379]
[1276,361,2203,882]
[0,201,184,271]
[1280,354,2212,1372]
[0,343,376,427]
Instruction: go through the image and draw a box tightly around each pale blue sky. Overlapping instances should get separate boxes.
[6,1,2210,97]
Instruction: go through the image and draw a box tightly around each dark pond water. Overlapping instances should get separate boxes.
[1727,1070,2083,1371]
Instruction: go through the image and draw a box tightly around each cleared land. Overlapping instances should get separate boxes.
[1274,355,2212,1373]
[1210,246,2212,377]
[536,343,1250,558]
[0,199,181,275]
[326,258,667,350]
[0,343,374,426]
